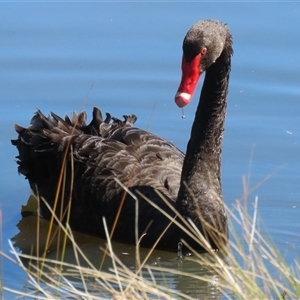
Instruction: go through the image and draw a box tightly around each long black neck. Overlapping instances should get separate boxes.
[176,45,231,218]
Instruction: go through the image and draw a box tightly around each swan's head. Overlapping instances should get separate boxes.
[175,19,231,108]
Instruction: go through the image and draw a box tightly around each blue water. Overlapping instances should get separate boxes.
[1,2,300,299]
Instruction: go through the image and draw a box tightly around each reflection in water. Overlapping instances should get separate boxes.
[11,196,223,299]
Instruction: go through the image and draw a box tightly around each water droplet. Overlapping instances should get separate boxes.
[181,108,185,119]
[177,242,183,258]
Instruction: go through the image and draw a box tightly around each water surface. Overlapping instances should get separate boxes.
[1,2,300,299]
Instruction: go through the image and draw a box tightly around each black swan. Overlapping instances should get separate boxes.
[12,19,232,252]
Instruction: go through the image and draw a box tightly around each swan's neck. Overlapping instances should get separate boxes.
[176,49,231,220]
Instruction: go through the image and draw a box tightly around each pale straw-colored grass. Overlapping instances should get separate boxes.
[2,184,300,300]
[4,130,299,299]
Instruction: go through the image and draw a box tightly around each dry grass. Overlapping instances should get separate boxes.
[6,114,299,299]
[1,185,300,299]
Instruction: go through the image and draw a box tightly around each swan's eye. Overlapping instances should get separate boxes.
[201,48,207,55]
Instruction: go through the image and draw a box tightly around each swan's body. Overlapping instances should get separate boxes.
[12,19,232,252]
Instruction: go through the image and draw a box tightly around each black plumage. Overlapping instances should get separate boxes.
[12,19,233,252]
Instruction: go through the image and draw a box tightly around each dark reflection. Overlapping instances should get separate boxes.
[12,196,223,299]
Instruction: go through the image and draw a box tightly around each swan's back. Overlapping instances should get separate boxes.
[12,107,185,249]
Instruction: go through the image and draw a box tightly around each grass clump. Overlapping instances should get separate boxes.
[4,132,300,299]
[1,187,300,300]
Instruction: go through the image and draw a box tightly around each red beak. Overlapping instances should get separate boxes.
[175,53,202,108]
